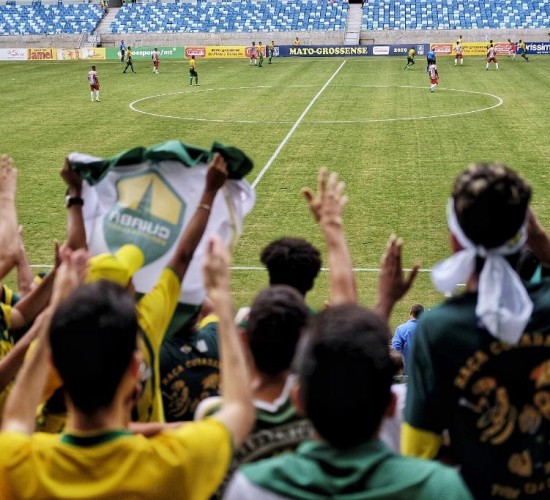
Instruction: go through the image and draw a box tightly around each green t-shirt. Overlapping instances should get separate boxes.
[227,439,471,499]
[406,279,550,499]
[160,322,220,422]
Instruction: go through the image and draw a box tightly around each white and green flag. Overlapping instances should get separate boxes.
[69,140,255,309]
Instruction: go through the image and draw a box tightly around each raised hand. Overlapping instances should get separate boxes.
[302,167,348,226]
[303,167,356,304]
[375,234,420,320]
[50,247,90,306]
[202,235,231,294]
[0,154,17,197]
[60,157,83,193]
[205,153,228,194]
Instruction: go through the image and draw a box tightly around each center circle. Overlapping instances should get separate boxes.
[129,85,503,125]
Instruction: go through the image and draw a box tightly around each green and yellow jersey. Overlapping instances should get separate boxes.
[189,58,196,71]
[37,267,181,426]
[135,266,181,423]
[408,48,416,59]
[0,303,13,421]
[0,418,231,499]
[0,285,20,307]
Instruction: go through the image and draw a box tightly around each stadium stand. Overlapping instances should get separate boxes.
[0,2,103,35]
[362,0,550,30]
[109,0,349,34]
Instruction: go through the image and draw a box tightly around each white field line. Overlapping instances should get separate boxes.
[30,263,432,272]
[251,60,347,189]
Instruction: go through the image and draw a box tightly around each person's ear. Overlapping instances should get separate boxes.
[129,350,141,380]
[291,383,306,416]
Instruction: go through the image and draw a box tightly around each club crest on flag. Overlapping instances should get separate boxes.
[105,171,186,264]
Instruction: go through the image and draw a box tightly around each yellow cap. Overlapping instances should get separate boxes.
[86,244,145,287]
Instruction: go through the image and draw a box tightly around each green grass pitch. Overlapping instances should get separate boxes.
[0,54,549,329]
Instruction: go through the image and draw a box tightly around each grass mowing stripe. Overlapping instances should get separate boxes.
[251,60,347,189]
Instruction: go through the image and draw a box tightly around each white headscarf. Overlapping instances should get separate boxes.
[431,198,532,344]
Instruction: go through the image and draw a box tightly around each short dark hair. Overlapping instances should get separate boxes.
[91,65,96,70]
[246,286,309,376]
[297,304,394,449]
[410,304,424,318]
[50,281,138,415]
[453,163,531,249]
[260,238,322,296]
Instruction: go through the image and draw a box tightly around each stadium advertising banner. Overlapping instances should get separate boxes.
[57,48,106,60]
[281,45,370,57]
[279,44,429,57]
[431,42,510,56]
[106,47,183,60]
[0,48,27,61]
[27,48,57,60]
[372,44,429,56]
[183,46,266,59]
[526,42,550,54]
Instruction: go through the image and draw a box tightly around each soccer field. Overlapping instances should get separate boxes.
[1,55,549,327]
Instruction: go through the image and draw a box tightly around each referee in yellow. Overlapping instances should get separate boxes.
[189,55,199,85]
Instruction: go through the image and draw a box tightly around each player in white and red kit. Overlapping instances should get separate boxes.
[486,44,499,71]
[152,48,160,74]
[508,39,517,59]
[87,65,100,102]
[428,62,438,92]
[454,42,464,66]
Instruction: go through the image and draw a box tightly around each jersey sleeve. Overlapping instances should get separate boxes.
[164,418,232,498]
[136,268,181,349]
[401,422,442,459]
[391,327,404,351]
[404,318,446,436]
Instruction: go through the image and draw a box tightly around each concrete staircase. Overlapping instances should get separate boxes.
[94,7,119,36]
[344,3,362,45]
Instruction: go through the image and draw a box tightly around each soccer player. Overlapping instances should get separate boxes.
[428,61,439,92]
[189,55,199,85]
[508,39,517,59]
[486,44,499,70]
[268,40,275,64]
[258,41,264,67]
[404,47,415,69]
[293,36,301,46]
[152,48,160,74]
[87,65,100,102]
[426,47,436,72]
[454,41,464,66]
[518,40,530,61]
[249,41,257,66]
[123,46,135,74]
[119,40,125,63]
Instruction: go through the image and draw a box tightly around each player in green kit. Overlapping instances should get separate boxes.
[268,41,275,64]
[258,42,264,67]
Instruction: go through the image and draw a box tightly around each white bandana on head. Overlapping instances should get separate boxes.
[431,198,532,344]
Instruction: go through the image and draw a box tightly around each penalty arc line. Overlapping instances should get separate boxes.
[251,60,347,190]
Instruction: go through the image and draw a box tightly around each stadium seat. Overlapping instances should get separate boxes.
[109,0,348,34]
[362,0,548,30]
[0,2,102,35]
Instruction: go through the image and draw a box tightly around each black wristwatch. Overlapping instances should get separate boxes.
[65,195,84,208]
